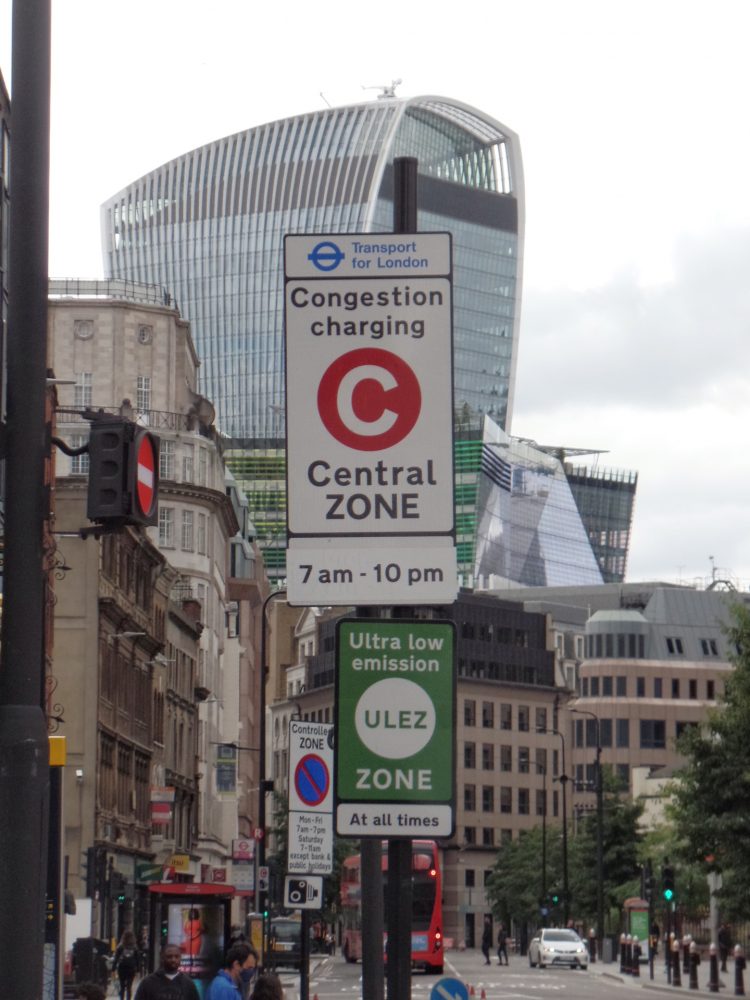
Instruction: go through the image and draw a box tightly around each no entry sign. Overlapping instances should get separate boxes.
[134,432,158,520]
[284,232,457,606]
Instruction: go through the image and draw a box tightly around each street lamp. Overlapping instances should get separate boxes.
[536,759,548,907]
[538,727,569,924]
[571,707,604,958]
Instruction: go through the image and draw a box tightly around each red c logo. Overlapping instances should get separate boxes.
[317,348,421,451]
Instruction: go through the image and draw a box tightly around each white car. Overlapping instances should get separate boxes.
[528,928,589,969]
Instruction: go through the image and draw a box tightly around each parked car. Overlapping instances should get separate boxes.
[528,928,589,969]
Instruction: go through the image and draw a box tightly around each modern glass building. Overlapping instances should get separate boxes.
[101,94,636,585]
[102,95,524,441]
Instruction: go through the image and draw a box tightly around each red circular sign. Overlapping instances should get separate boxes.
[135,433,157,517]
[317,348,421,451]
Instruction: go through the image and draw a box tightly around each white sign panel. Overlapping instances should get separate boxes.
[284,233,456,606]
[287,721,334,875]
[284,875,324,910]
[288,812,334,876]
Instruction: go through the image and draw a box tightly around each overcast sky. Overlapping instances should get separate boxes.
[2,0,749,588]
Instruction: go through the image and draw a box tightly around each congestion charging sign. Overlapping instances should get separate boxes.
[284,233,457,606]
[335,618,456,838]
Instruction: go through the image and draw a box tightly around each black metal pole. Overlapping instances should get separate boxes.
[361,840,385,1000]
[258,589,286,965]
[299,908,310,1000]
[384,157,417,1000]
[0,1,53,997]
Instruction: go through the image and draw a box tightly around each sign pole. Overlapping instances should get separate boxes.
[387,157,418,1000]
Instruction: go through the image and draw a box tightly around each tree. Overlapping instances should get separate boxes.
[568,771,644,931]
[671,602,750,919]
[486,826,560,927]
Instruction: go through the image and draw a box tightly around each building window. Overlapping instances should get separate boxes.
[616,676,627,697]
[581,677,589,697]
[535,707,547,732]
[536,789,546,817]
[482,827,495,847]
[636,677,645,697]
[464,699,476,727]
[136,375,151,412]
[654,677,663,698]
[464,742,476,769]
[464,869,475,887]
[198,447,208,486]
[464,827,476,845]
[600,718,613,747]
[160,439,175,479]
[616,718,630,748]
[672,678,680,698]
[640,719,666,749]
[74,372,92,408]
[701,638,719,656]
[689,679,698,699]
[500,829,512,845]
[518,705,529,732]
[500,787,512,814]
[615,763,629,790]
[707,680,716,700]
[602,676,613,696]
[518,788,530,815]
[464,784,476,811]
[197,513,207,555]
[182,443,194,482]
[482,701,494,728]
[181,510,194,551]
[481,744,493,770]
[666,637,684,655]
[536,748,547,773]
[500,703,512,730]
[500,745,512,772]
[518,747,530,774]
[70,433,90,474]
[158,507,174,547]
[482,786,494,812]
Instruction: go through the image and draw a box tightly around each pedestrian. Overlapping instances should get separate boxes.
[205,943,259,1000]
[496,923,509,965]
[113,929,140,1000]
[481,916,492,965]
[250,972,284,1000]
[76,984,106,1000]
[718,923,731,972]
[134,943,200,1000]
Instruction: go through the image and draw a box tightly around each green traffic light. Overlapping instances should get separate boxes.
[664,888,673,901]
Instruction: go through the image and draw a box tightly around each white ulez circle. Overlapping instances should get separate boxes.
[354,678,436,759]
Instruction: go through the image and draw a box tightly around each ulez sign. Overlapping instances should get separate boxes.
[335,618,455,838]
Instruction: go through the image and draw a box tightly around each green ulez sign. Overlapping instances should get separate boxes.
[335,618,455,838]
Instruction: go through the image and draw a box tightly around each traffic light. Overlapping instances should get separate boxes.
[87,419,159,527]
[111,871,128,904]
[550,890,561,907]
[662,865,675,901]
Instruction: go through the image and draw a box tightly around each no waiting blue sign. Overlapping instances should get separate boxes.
[294,754,330,807]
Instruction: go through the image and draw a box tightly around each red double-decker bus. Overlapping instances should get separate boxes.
[340,839,443,974]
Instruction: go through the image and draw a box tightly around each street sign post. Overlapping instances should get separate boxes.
[335,618,455,837]
[284,232,457,606]
[287,720,334,875]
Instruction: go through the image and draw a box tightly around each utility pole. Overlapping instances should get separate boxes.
[0,1,53,997]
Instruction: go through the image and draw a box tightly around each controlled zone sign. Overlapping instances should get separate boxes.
[284,232,456,606]
[335,619,455,838]
[287,720,334,876]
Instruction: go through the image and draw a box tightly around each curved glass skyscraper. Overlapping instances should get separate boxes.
[101,96,634,587]
[102,96,524,444]
[102,95,525,580]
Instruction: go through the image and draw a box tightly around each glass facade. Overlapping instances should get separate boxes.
[102,96,524,579]
[101,95,632,586]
